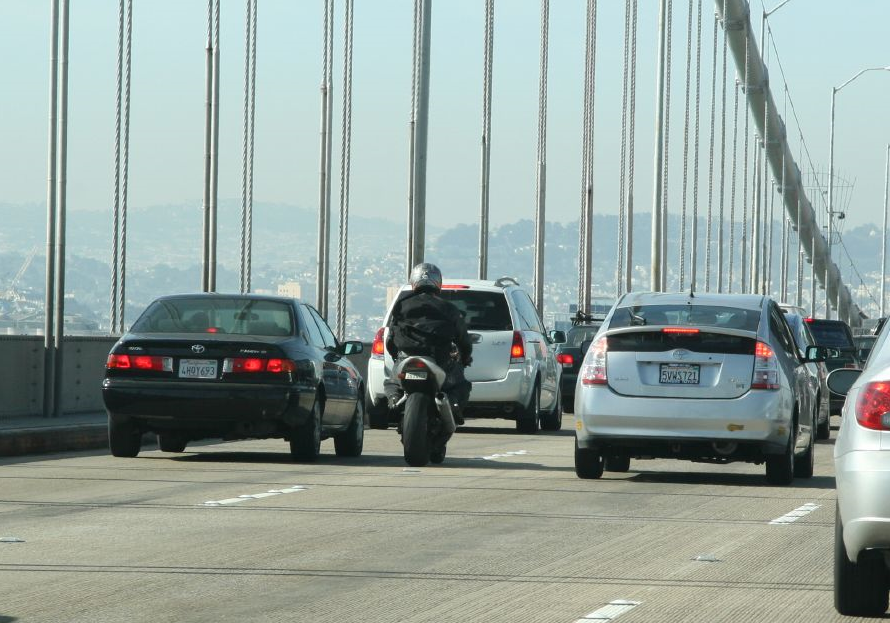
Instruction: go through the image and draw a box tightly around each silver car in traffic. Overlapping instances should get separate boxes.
[828,323,890,616]
[574,292,822,484]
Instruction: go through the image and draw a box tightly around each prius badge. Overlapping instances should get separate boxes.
[191,344,206,354]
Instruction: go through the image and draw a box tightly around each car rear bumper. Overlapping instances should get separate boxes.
[575,385,791,454]
[102,378,314,435]
[836,450,890,560]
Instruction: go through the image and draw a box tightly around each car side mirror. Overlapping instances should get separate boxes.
[549,330,566,344]
[340,340,364,356]
[826,368,861,397]
[804,345,827,362]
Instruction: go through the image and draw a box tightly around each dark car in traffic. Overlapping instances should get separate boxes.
[554,311,604,413]
[805,317,859,415]
[102,294,365,461]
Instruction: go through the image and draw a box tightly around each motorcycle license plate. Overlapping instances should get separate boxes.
[404,371,428,380]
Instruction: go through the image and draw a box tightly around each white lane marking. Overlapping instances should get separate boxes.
[575,600,641,622]
[769,502,820,525]
[480,450,528,461]
[0,536,25,543]
[204,486,307,506]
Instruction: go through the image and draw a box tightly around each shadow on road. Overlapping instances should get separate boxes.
[629,470,836,489]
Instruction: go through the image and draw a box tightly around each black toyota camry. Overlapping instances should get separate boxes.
[102,293,365,461]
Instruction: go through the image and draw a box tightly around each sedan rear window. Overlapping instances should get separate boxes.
[608,305,759,332]
[131,298,294,336]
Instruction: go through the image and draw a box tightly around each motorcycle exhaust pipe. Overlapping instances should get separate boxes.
[435,393,457,436]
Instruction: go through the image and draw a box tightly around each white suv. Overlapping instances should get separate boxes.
[366,277,564,433]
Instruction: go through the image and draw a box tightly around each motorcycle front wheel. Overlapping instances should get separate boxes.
[402,393,431,467]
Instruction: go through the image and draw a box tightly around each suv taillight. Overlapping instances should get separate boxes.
[855,381,890,430]
[580,337,608,385]
[371,327,385,358]
[510,331,525,363]
[751,341,779,390]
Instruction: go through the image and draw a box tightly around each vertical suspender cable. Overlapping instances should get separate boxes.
[651,0,667,292]
[704,13,717,292]
[110,0,123,332]
[616,0,631,296]
[52,0,70,416]
[578,0,596,311]
[578,5,591,307]
[717,2,727,292]
[660,0,673,291]
[43,0,60,417]
[246,0,257,293]
[533,0,549,313]
[409,0,431,273]
[689,0,702,292]
[316,0,332,313]
[740,33,749,293]
[201,0,213,292]
[623,0,638,293]
[323,0,334,310]
[728,77,738,292]
[240,0,252,294]
[678,0,693,291]
[208,0,221,293]
[118,0,132,330]
[479,0,494,281]
[335,0,354,339]
[407,0,419,277]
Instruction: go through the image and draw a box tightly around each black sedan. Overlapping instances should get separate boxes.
[102,293,365,461]
[554,314,603,413]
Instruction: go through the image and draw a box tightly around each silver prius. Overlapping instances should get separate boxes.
[828,323,890,616]
[574,292,822,485]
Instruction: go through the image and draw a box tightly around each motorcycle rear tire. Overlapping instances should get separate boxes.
[403,393,431,467]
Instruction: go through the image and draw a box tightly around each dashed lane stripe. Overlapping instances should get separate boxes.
[574,600,642,622]
[769,502,820,525]
[479,450,528,461]
[204,486,307,506]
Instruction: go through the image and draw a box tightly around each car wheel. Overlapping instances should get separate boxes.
[539,387,563,431]
[574,436,603,479]
[516,382,540,434]
[334,399,364,457]
[605,455,630,472]
[157,432,187,453]
[367,393,389,430]
[291,396,322,462]
[835,504,889,616]
[794,412,815,478]
[766,425,795,485]
[108,416,141,458]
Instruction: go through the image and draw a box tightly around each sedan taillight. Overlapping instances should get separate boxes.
[855,381,890,431]
[580,337,608,385]
[223,358,296,373]
[106,354,172,371]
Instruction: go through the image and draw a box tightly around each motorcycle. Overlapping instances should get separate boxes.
[392,355,457,467]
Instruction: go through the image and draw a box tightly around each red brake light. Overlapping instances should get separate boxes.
[804,317,815,324]
[556,353,574,366]
[855,382,890,430]
[266,358,295,373]
[372,327,385,357]
[106,354,131,369]
[755,341,774,358]
[510,331,525,362]
[206,327,218,333]
[107,354,172,371]
[751,340,779,390]
[225,357,296,373]
[662,327,700,334]
[441,284,470,289]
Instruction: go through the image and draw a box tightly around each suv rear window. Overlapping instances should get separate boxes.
[391,290,513,332]
[806,320,854,349]
[609,305,759,332]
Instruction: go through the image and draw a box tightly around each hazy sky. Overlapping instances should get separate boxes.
[2,0,890,238]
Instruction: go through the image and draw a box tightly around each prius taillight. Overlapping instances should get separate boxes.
[751,341,779,390]
[580,337,608,385]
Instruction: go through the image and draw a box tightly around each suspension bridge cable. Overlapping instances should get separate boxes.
[741,30,749,293]
[717,2,728,292]
[689,0,702,292]
[728,77,738,292]
[617,0,632,296]
[110,0,123,331]
[336,0,354,339]
[624,0,638,293]
[240,0,252,294]
[660,0,673,291]
[678,0,693,290]
[704,12,717,292]
[533,0,549,311]
[118,0,132,331]
[246,0,257,293]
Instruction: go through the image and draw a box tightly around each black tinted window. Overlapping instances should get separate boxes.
[437,290,513,331]
[807,321,854,349]
[567,325,601,346]
[608,331,756,355]
[609,304,760,332]
[131,298,293,336]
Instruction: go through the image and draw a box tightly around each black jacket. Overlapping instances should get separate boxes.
[386,291,472,364]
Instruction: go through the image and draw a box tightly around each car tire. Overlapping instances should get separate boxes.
[794,418,815,479]
[817,408,831,440]
[835,504,889,616]
[574,437,603,479]
[516,382,540,434]
[157,432,187,453]
[334,399,364,457]
[402,393,431,467]
[367,393,389,430]
[539,387,563,431]
[605,455,630,472]
[108,416,141,458]
[562,396,574,414]
[765,427,795,486]
[291,397,323,462]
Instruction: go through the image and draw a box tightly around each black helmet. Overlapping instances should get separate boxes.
[409,262,442,294]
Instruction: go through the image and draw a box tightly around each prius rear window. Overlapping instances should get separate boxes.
[609,304,760,332]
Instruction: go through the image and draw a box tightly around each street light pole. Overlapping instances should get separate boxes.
[827,66,890,319]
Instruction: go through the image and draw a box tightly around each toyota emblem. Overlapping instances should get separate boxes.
[191,344,206,354]
[672,349,689,360]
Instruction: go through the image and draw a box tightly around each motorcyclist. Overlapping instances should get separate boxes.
[384,263,473,440]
